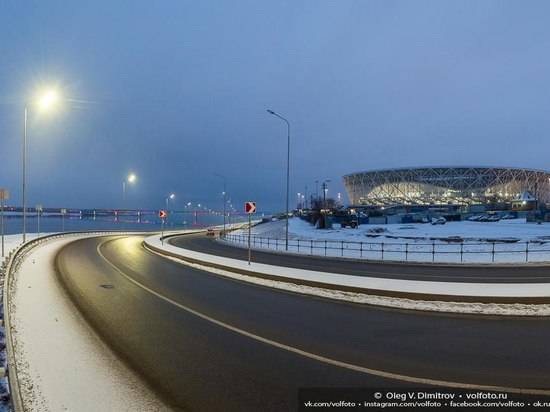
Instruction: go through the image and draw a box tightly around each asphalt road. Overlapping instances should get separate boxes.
[170,234,550,283]
[56,234,550,412]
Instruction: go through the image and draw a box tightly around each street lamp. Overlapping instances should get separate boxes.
[122,173,137,206]
[322,179,331,209]
[22,88,60,243]
[267,109,290,251]
[166,193,175,210]
[215,173,227,234]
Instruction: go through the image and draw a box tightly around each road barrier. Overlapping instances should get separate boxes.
[1,230,154,412]
[221,233,550,264]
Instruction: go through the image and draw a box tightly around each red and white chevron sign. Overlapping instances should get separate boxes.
[244,202,256,214]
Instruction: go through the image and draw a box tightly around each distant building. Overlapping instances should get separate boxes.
[511,191,537,211]
[343,166,550,207]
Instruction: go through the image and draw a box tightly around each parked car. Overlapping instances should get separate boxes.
[431,216,447,225]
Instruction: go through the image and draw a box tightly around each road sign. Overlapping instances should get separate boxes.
[61,208,67,214]
[36,204,43,212]
[244,202,256,214]
[0,189,9,200]
[159,210,167,219]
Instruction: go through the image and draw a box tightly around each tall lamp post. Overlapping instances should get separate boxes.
[322,179,331,209]
[215,174,227,234]
[122,173,137,207]
[267,109,290,251]
[22,89,60,243]
[166,193,175,211]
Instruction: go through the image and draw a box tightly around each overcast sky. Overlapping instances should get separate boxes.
[1,1,550,212]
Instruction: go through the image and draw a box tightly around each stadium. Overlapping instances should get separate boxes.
[343,166,550,207]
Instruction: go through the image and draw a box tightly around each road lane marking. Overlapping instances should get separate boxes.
[96,237,550,396]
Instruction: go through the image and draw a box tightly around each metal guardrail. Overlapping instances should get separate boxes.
[221,233,550,263]
[1,230,150,412]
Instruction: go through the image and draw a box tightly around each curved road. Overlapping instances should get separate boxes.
[55,234,550,411]
[170,234,550,283]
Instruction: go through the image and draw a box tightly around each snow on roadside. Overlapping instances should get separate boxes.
[243,217,550,243]
[0,233,54,412]
[0,233,48,265]
[9,235,170,412]
[228,218,550,263]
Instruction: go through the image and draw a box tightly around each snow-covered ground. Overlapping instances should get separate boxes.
[225,218,550,263]
[0,233,54,411]
[0,233,46,265]
[8,234,169,411]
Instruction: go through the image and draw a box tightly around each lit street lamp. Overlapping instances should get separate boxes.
[122,173,137,206]
[267,109,290,251]
[22,88,60,243]
[322,179,331,209]
[166,193,175,211]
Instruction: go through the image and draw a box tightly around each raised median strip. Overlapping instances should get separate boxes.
[144,233,550,315]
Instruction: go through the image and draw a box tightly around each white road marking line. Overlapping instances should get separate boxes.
[96,237,550,396]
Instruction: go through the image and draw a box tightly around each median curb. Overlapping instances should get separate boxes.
[144,233,550,305]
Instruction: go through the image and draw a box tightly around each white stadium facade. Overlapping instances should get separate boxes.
[343,166,550,207]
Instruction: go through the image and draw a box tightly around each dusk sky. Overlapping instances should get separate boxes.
[2,1,550,212]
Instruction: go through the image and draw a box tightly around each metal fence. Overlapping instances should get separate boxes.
[221,233,550,263]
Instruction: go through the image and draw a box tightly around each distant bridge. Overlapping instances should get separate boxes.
[0,206,249,217]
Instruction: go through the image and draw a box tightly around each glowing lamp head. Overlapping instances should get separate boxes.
[37,89,59,111]
[169,193,175,200]
[127,173,137,184]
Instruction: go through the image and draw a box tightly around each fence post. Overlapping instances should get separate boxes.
[492,242,495,263]
[526,242,529,262]
[381,242,384,260]
[460,243,463,263]
[360,241,363,258]
[267,237,270,249]
[297,238,300,253]
[405,243,408,262]
[432,241,435,263]
[310,239,313,255]
[325,240,327,256]
[341,240,344,257]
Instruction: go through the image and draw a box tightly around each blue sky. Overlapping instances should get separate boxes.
[1,1,550,212]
